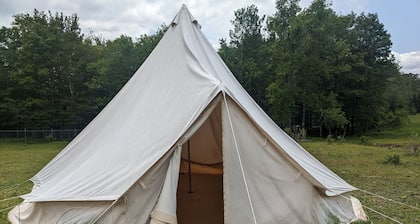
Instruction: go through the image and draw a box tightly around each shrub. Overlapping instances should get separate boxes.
[384,154,401,166]
[360,135,369,145]
[390,109,410,126]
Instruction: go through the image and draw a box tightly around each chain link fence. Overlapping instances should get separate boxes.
[0,129,80,142]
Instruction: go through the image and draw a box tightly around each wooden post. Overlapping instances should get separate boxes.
[188,140,192,193]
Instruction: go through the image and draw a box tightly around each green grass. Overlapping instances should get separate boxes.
[364,114,420,145]
[301,114,420,223]
[0,115,419,223]
[302,142,419,223]
[0,141,67,223]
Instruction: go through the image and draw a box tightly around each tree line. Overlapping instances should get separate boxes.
[0,10,165,130]
[219,0,420,136]
[0,0,419,137]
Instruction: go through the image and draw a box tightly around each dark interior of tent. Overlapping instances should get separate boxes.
[177,105,224,223]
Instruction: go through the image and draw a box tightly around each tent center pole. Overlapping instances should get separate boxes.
[187,140,192,193]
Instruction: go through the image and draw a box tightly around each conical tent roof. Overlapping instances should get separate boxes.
[23,5,356,203]
[8,5,368,224]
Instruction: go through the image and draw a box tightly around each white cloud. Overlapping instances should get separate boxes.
[393,51,420,74]
[0,0,278,48]
[0,0,377,47]
[0,0,417,60]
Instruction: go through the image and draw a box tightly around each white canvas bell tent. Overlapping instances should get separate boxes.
[9,5,366,224]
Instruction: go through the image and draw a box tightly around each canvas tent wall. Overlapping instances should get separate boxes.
[9,5,366,224]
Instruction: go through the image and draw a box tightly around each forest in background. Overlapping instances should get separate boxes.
[0,0,419,137]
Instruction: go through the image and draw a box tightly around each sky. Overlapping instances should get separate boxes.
[0,0,419,74]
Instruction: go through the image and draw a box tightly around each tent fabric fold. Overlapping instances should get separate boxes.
[9,4,366,224]
[150,146,182,224]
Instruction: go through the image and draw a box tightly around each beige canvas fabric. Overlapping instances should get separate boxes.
[9,5,366,224]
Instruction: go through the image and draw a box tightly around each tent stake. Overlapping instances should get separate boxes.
[187,140,192,193]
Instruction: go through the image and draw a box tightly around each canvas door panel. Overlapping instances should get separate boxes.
[222,98,315,224]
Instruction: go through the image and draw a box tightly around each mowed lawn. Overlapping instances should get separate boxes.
[302,142,419,223]
[0,115,419,223]
[0,141,68,223]
[302,115,420,223]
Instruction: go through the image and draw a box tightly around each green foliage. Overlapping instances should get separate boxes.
[0,10,86,129]
[384,154,401,166]
[0,10,164,129]
[385,73,419,114]
[220,0,408,136]
[386,109,410,126]
[319,93,349,136]
[360,135,370,145]
[219,5,271,111]
[0,1,417,136]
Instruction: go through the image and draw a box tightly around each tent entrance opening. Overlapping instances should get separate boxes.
[177,171,223,224]
[176,108,224,224]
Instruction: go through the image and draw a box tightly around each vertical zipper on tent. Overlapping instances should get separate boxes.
[222,92,258,224]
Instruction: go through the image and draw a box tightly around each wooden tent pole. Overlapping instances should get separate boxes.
[187,140,192,193]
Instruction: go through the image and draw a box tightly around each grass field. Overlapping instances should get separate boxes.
[0,141,68,223]
[302,142,419,223]
[302,115,420,223]
[0,116,419,223]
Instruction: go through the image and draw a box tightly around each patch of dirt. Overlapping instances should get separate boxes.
[374,143,403,148]
[374,143,419,156]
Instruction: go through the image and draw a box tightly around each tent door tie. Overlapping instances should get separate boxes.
[139,181,147,190]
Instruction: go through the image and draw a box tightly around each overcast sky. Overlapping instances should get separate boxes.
[1,0,419,74]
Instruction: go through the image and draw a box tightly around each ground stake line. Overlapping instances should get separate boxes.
[359,189,420,211]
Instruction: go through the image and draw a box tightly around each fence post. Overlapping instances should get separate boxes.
[24,128,27,143]
[51,128,54,142]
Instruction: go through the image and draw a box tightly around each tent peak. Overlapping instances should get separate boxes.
[171,4,200,28]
